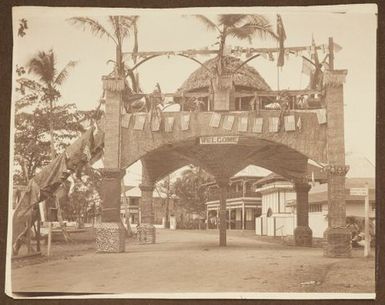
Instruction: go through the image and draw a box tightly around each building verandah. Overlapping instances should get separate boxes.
[204,168,265,230]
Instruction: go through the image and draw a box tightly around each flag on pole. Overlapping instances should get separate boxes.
[301,58,314,75]
[277,14,287,67]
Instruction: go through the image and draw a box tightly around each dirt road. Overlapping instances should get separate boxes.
[11,229,375,296]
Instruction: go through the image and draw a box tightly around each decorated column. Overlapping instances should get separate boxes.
[138,160,156,243]
[293,182,312,247]
[323,69,351,257]
[96,75,126,253]
[217,178,229,246]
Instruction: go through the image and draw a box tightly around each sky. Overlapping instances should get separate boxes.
[11,4,377,185]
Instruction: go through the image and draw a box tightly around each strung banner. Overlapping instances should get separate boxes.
[284,115,296,131]
[252,117,263,133]
[209,112,221,128]
[121,113,132,128]
[223,115,235,130]
[133,113,146,130]
[180,113,191,131]
[150,115,161,131]
[269,117,279,133]
[238,116,248,132]
[165,116,175,132]
[316,108,327,124]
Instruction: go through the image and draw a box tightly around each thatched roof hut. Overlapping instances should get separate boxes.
[178,56,271,93]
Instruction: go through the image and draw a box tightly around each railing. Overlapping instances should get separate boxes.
[207,191,260,202]
[124,89,324,114]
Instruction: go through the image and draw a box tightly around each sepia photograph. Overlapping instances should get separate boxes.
[5,4,377,299]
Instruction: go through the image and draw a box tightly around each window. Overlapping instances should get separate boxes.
[309,203,322,213]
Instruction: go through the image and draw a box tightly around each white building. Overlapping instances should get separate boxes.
[255,153,375,238]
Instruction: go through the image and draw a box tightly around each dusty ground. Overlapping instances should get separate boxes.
[10,229,375,295]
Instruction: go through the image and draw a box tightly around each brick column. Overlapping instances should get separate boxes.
[217,178,229,247]
[139,183,154,224]
[323,69,352,257]
[96,76,126,253]
[293,182,312,247]
[137,159,156,243]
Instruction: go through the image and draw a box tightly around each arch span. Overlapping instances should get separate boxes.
[120,110,327,182]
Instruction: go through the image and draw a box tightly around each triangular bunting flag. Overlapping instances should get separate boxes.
[209,113,221,128]
[269,117,279,133]
[180,113,190,131]
[252,117,263,133]
[284,115,296,131]
[164,116,175,132]
[121,113,132,128]
[133,113,146,130]
[238,116,248,132]
[316,108,327,124]
[223,115,235,130]
[151,115,161,131]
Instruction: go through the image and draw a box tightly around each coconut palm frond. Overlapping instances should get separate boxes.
[132,17,139,63]
[193,15,219,32]
[28,50,56,85]
[226,26,256,43]
[241,15,278,40]
[119,16,137,39]
[218,14,245,27]
[68,17,117,44]
[54,60,78,86]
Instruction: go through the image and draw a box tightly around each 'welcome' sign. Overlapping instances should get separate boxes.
[199,136,239,145]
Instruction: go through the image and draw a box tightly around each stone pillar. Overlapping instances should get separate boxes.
[96,76,126,253]
[217,178,229,247]
[138,159,156,243]
[323,69,351,257]
[293,182,312,247]
[139,183,154,224]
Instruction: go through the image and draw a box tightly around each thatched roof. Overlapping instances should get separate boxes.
[178,56,271,92]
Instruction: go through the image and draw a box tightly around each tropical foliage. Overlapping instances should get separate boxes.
[13,52,91,185]
[172,166,211,215]
[194,14,278,74]
[68,16,140,91]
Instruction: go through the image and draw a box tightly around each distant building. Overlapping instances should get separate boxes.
[204,166,270,230]
[255,152,375,238]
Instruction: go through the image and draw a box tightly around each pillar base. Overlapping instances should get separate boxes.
[323,227,352,258]
[137,224,156,244]
[294,226,313,247]
[96,222,126,253]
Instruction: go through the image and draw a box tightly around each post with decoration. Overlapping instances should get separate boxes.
[217,178,230,246]
[323,68,351,257]
[96,74,126,253]
[293,180,313,247]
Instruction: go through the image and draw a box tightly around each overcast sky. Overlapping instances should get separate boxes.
[12,5,377,184]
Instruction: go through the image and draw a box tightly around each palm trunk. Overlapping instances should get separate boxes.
[49,99,55,160]
[116,44,123,77]
[217,28,227,76]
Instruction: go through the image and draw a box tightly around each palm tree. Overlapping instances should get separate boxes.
[194,14,278,75]
[27,49,77,160]
[68,16,139,91]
